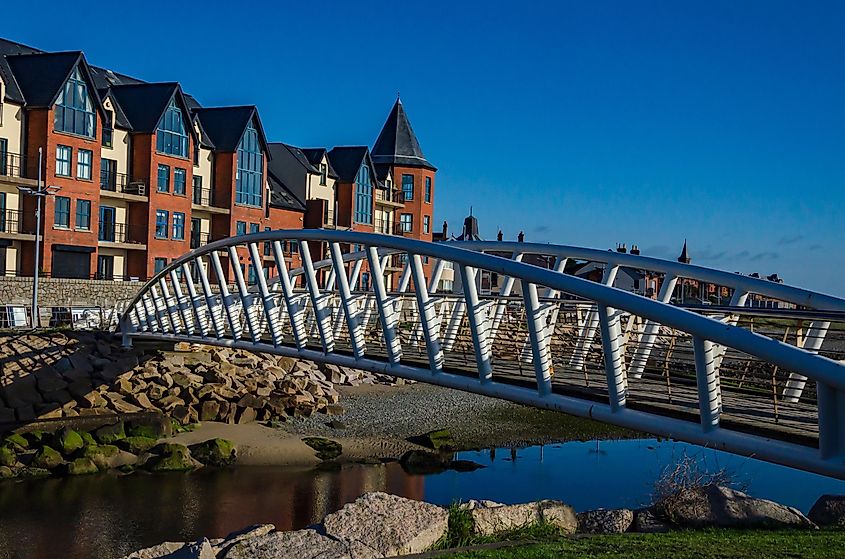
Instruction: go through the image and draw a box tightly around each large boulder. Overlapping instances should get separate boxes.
[322,492,448,556]
[95,421,126,444]
[211,524,274,557]
[82,444,137,470]
[189,438,236,467]
[57,428,84,455]
[120,541,185,558]
[469,500,577,536]
[633,507,671,533]
[577,508,634,534]
[32,446,64,470]
[656,485,816,529]
[222,529,378,559]
[0,446,16,467]
[66,457,99,476]
[145,443,195,472]
[809,495,845,527]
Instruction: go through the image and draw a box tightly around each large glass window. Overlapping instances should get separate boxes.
[157,164,170,192]
[236,221,246,236]
[56,145,72,177]
[77,149,92,180]
[156,97,188,157]
[54,67,96,138]
[235,121,263,207]
[425,177,431,203]
[154,258,167,274]
[402,174,414,201]
[174,168,186,195]
[423,215,430,234]
[172,212,185,240]
[75,200,91,230]
[54,196,70,227]
[354,163,373,224]
[400,213,413,233]
[155,210,169,238]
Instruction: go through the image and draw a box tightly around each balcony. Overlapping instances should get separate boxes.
[375,188,405,207]
[100,170,147,199]
[384,253,407,271]
[192,186,229,215]
[0,209,35,239]
[98,222,146,249]
[190,231,210,249]
[374,217,405,236]
[0,152,37,186]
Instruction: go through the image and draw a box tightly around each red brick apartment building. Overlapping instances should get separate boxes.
[0,37,435,288]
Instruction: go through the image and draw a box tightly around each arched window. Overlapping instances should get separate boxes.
[354,163,373,224]
[54,66,95,138]
[235,121,263,207]
[156,97,188,157]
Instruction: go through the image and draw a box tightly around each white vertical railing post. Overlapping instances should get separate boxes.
[367,246,402,365]
[629,274,678,378]
[459,265,493,382]
[210,250,242,339]
[782,320,831,403]
[570,265,619,371]
[521,280,552,396]
[248,242,282,346]
[693,335,721,431]
[598,303,627,411]
[181,263,209,337]
[272,241,307,350]
[330,242,365,359]
[168,270,194,335]
[410,253,444,373]
[300,240,334,353]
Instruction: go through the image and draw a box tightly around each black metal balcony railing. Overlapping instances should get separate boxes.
[0,209,33,235]
[374,217,405,236]
[100,170,147,196]
[190,231,210,249]
[98,222,145,244]
[193,186,214,206]
[375,188,405,205]
[0,152,32,180]
[322,207,336,228]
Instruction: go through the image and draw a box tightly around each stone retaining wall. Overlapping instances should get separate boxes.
[0,277,142,308]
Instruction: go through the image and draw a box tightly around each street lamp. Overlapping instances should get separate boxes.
[17,147,60,328]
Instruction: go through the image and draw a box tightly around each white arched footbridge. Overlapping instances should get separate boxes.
[120,231,845,479]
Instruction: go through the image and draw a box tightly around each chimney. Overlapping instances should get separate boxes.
[630,245,640,255]
[442,220,448,239]
[616,243,627,253]
[497,230,503,242]
[517,231,525,243]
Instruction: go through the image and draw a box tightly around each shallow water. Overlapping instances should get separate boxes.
[2,438,844,559]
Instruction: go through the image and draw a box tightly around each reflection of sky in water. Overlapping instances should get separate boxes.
[424,439,845,512]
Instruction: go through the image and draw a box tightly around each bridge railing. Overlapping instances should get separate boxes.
[120,230,845,479]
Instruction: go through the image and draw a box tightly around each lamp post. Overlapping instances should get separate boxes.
[18,147,60,328]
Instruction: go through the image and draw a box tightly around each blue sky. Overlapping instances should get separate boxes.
[5,1,843,295]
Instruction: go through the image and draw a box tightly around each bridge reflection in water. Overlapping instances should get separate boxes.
[0,463,423,559]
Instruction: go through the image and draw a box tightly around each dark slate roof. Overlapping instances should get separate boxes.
[266,143,311,205]
[0,38,42,103]
[99,88,133,130]
[5,51,93,108]
[194,106,268,153]
[327,146,374,183]
[109,82,196,138]
[301,148,338,179]
[191,114,216,149]
[268,172,306,212]
[372,98,436,171]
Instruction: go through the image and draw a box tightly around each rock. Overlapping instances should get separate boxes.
[121,541,185,558]
[82,444,136,470]
[57,428,85,455]
[189,438,236,467]
[146,444,195,472]
[328,419,346,430]
[200,400,220,422]
[2,433,28,450]
[633,507,671,533]
[322,492,448,556]
[127,420,171,439]
[0,465,14,478]
[166,538,215,559]
[95,422,126,444]
[0,446,16,467]
[18,466,51,479]
[537,500,578,534]
[236,406,257,424]
[808,495,845,527]
[656,485,816,529]
[80,431,97,447]
[32,446,64,469]
[577,508,634,534]
[471,502,540,536]
[118,436,158,455]
[211,524,275,556]
[67,457,99,475]
[223,528,371,559]
[302,437,342,460]
[419,429,456,450]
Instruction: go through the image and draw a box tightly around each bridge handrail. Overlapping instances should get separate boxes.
[122,229,845,392]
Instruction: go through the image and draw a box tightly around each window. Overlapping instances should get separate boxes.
[402,174,414,200]
[264,226,272,256]
[425,177,431,203]
[156,97,188,157]
[54,66,95,138]
[235,121,263,207]
[157,164,170,192]
[56,145,72,177]
[155,210,169,238]
[172,212,185,240]
[423,215,430,234]
[290,239,299,253]
[354,163,373,224]
[54,196,70,227]
[97,255,114,280]
[0,138,7,176]
[249,223,259,235]
[174,168,186,195]
[154,258,167,275]
[102,128,113,148]
[100,158,117,190]
[400,213,413,233]
[77,149,92,180]
[320,163,327,185]
[247,264,257,285]
[236,221,246,236]
[193,144,200,166]
[75,200,91,230]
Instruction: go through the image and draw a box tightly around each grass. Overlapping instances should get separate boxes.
[434,504,566,550]
[442,529,845,558]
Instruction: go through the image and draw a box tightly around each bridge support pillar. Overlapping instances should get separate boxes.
[598,303,627,410]
[818,383,845,460]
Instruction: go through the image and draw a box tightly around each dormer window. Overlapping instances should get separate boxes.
[156,98,188,157]
[235,121,263,207]
[54,67,96,138]
[320,163,327,185]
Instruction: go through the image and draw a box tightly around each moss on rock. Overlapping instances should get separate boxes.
[118,436,158,455]
[82,444,120,470]
[0,446,16,467]
[67,457,99,476]
[32,446,64,469]
[302,437,343,461]
[18,467,50,479]
[3,433,28,451]
[145,443,195,472]
[0,465,14,479]
[189,438,236,467]
[58,429,84,455]
[421,429,457,450]
[80,431,97,447]
[94,422,126,444]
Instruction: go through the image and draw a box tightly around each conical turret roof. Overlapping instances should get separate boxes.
[372,98,436,171]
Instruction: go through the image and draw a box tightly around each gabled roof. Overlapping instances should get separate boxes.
[0,37,45,104]
[109,83,196,140]
[372,98,436,171]
[194,106,269,153]
[327,146,379,183]
[99,88,133,130]
[267,172,306,212]
[266,143,311,205]
[5,51,105,112]
[301,148,338,179]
